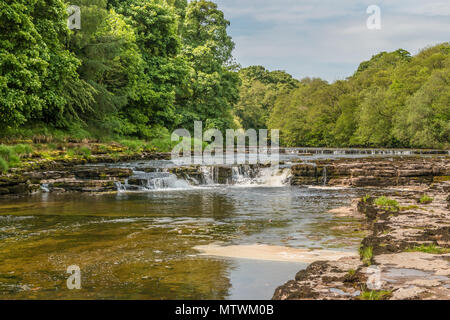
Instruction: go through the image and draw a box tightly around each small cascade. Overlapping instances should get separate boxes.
[257,167,292,187]
[120,171,192,191]
[231,165,258,185]
[40,184,50,193]
[114,181,126,193]
[199,166,216,185]
[232,166,291,187]
[115,163,292,192]
[322,166,328,185]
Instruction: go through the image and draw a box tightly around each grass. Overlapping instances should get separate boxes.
[400,205,419,211]
[433,176,450,183]
[419,195,433,204]
[0,144,33,173]
[362,194,371,203]
[406,244,450,254]
[0,157,8,173]
[359,246,373,266]
[0,125,216,174]
[358,290,392,300]
[374,196,399,212]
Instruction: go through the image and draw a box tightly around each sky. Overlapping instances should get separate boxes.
[213,0,450,82]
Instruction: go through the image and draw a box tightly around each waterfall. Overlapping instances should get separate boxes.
[118,171,192,192]
[199,166,215,184]
[115,164,291,192]
[322,166,327,185]
[40,184,50,193]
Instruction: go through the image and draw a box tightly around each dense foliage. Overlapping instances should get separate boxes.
[0,0,239,140]
[261,45,450,149]
[0,0,448,149]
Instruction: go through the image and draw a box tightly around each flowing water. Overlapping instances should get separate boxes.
[0,150,395,300]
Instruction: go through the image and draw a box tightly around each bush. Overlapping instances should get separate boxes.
[76,146,92,158]
[358,290,392,300]
[360,246,373,266]
[0,157,8,173]
[374,196,399,212]
[119,139,144,153]
[13,144,32,156]
[419,195,433,204]
[0,145,20,167]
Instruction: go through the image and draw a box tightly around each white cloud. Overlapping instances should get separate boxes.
[214,0,450,81]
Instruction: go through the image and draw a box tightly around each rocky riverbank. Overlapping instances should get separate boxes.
[0,151,170,196]
[272,180,450,300]
[290,156,450,187]
[1,154,449,196]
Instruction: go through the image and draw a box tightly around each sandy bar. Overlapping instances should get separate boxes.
[194,244,358,263]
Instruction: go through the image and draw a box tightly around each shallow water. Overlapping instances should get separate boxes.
[0,182,366,299]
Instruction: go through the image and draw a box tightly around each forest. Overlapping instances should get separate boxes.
[1,0,449,150]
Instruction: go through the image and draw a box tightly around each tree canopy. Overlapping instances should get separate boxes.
[263,44,450,149]
[0,0,448,149]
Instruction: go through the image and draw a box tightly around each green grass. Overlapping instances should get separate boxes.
[12,144,32,156]
[0,128,214,173]
[419,195,433,204]
[406,244,450,254]
[76,146,92,158]
[0,157,8,173]
[362,194,371,203]
[119,139,144,153]
[0,144,33,172]
[400,205,419,211]
[374,196,399,212]
[359,246,373,266]
[358,290,392,300]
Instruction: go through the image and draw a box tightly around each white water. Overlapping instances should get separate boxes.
[117,165,292,192]
[232,167,291,187]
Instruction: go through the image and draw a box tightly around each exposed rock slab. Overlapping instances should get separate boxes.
[273,181,450,300]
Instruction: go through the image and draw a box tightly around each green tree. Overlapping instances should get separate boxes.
[68,0,147,136]
[235,66,298,130]
[178,0,240,133]
[117,0,190,137]
[0,0,90,128]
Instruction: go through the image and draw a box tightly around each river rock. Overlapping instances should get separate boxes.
[273,181,450,300]
[74,167,133,180]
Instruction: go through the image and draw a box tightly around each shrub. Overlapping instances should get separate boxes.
[119,139,143,153]
[374,196,399,212]
[76,146,91,158]
[0,145,12,161]
[12,144,32,156]
[419,195,433,204]
[0,145,21,167]
[0,157,9,173]
[360,246,373,266]
[359,290,392,300]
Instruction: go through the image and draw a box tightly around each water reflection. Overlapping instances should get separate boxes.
[0,185,365,299]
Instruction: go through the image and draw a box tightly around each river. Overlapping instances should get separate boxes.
[2,148,442,299]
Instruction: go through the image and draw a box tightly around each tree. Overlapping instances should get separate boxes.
[0,0,90,128]
[235,66,298,130]
[178,0,240,133]
[394,70,450,148]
